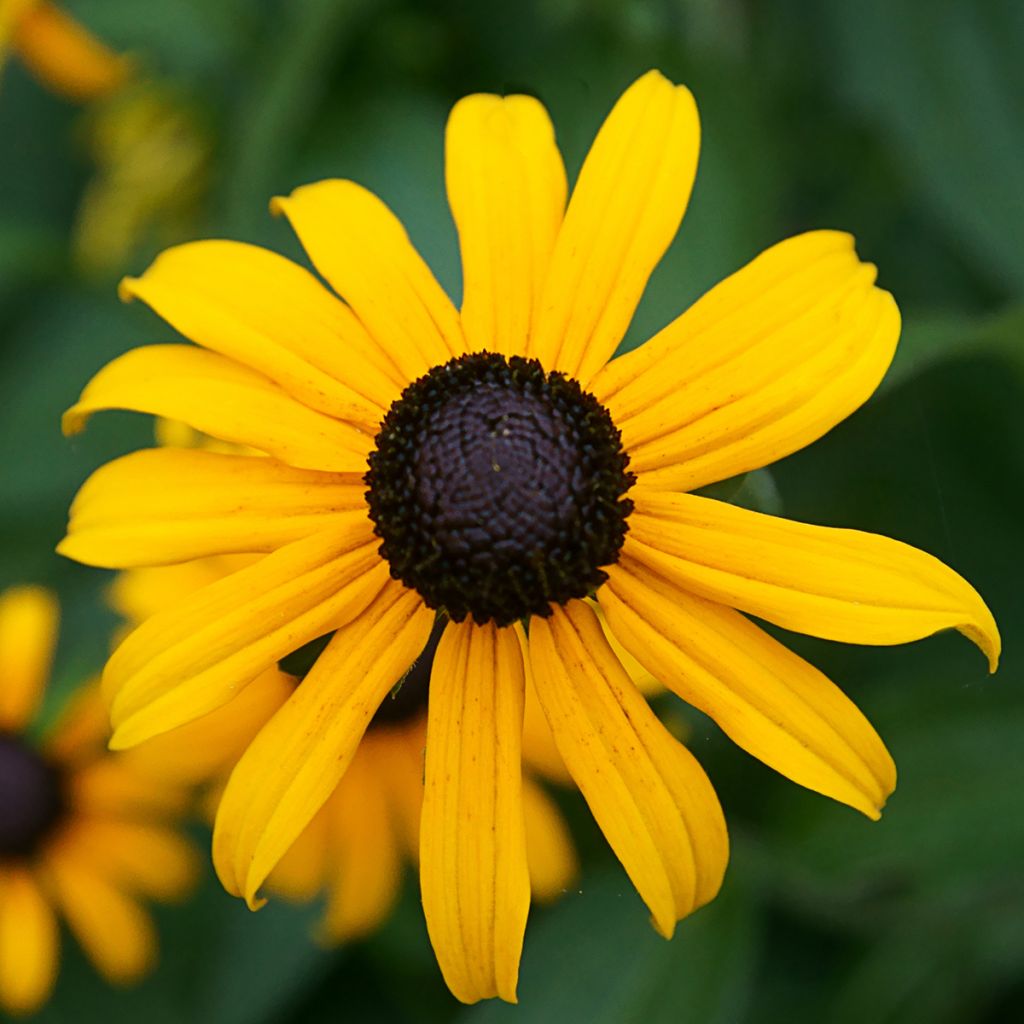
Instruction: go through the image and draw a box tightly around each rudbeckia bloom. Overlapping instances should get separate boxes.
[109,549,579,941]
[61,70,999,1003]
[0,0,129,102]
[0,586,196,1015]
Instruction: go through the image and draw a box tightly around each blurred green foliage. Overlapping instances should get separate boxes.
[1,0,1022,1021]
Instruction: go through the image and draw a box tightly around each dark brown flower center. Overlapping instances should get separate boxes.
[0,733,67,860]
[364,353,634,626]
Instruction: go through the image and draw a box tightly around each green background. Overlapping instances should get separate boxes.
[1,1,1022,1021]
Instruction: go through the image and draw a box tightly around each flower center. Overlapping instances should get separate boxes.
[0,733,67,860]
[366,353,634,626]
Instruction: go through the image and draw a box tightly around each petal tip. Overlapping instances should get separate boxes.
[117,276,140,303]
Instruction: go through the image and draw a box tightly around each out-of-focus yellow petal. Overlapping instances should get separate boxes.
[266,801,331,903]
[446,93,566,356]
[109,555,256,625]
[0,585,58,731]
[517,625,570,784]
[124,667,292,786]
[61,818,199,902]
[371,723,425,859]
[212,582,432,907]
[103,523,384,748]
[521,775,577,904]
[420,620,529,1005]
[272,180,465,382]
[60,448,366,568]
[626,490,1000,671]
[120,240,401,425]
[11,1,130,102]
[70,757,191,818]
[0,867,59,1015]
[62,345,372,474]
[593,232,901,492]
[529,601,728,937]
[42,678,108,763]
[601,560,897,819]
[43,844,156,985]
[528,70,699,382]
[320,747,402,943]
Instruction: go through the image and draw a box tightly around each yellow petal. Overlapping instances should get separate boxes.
[43,844,156,985]
[600,559,897,818]
[420,620,530,1004]
[62,344,372,473]
[272,180,465,381]
[529,601,727,937]
[627,490,999,671]
[60,447,366,568]
[61,818,199,902]
[212,582,432,906]
[43,679,109,763]
[104,521,384,748]
[12,1,130,102]
[0,868,59,1015]
[528,70,699,382]
[521,775,578,904]
[0,585,58,731]
[518,626,570,784]
[120,239,402,426]
[446,93,566,356]
[69,757,191,818]
[319,747,402,943]
[593,231,901,491]
[371,723,426,859]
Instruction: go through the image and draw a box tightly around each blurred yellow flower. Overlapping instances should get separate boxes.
[0,0,129,101]
[61,69,999,1003]
[0,586,197,1016]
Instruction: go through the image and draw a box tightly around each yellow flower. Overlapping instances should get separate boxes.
[110,552,579,941]
[0,0,129,102]
[60,70,999,1003]
[0,586,197,1016]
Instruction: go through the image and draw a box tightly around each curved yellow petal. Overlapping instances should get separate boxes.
[0,868,59,1015]
[528,70,699,382]
[43,844,156,985]
[104,521,383,748]
[120,239,402,426]
[420,619,530,1005]
[11,1,130,102]
[319,748,402,943]
[63,818,199,902]
[446,93,566,356]
[60,447,366,568]
[62,345,372,474]
[627,490,999,671]
[600,560,897,818]
[212,582,431,907]
[521,775,578,904]
[0,585,58,731]
[528,601,727,938]
[593,231,901,491]
[272,180,465,381]
[518,626,570,784]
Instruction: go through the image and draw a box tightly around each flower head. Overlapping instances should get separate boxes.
[0,586,196,1015]
[61,70,999,1003]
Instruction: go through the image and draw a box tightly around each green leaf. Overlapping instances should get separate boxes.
[820,0,1024,294]
[463,869,758,1024]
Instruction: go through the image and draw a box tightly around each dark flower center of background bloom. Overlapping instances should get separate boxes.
[365,353,635,626]
[0,733,67,860]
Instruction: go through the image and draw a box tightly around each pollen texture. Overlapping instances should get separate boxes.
[366,353,634,626]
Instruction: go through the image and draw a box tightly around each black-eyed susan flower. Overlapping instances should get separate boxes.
[0,0,129,102]
[60,70,999,1003]
[0,586,197,1015]
[108,551,579,941]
